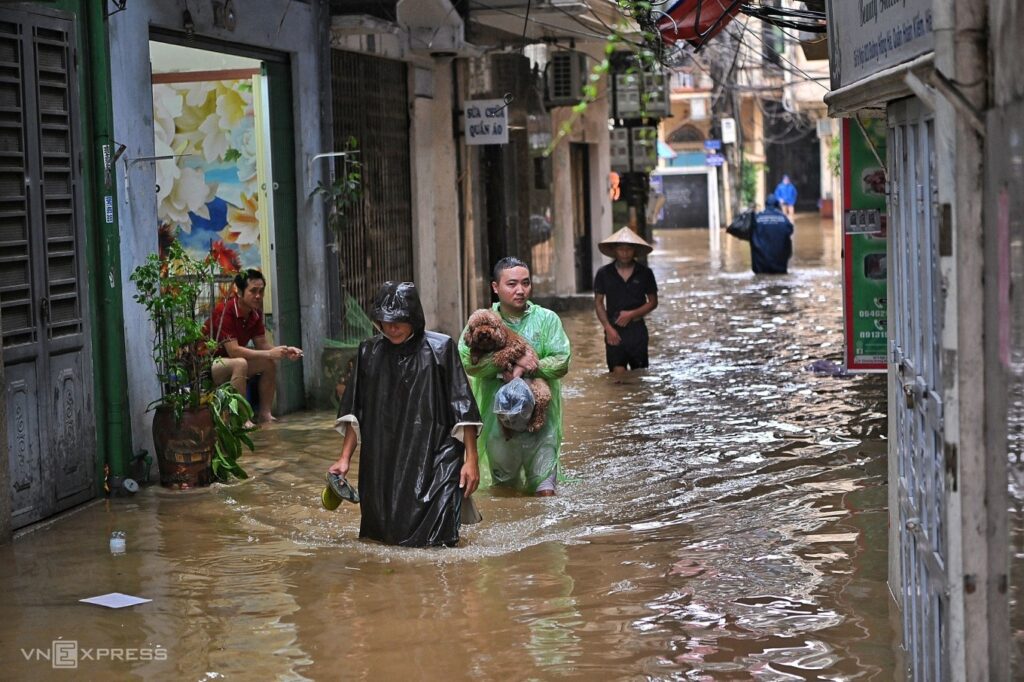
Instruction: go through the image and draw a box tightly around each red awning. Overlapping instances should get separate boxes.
[657,0,742,49]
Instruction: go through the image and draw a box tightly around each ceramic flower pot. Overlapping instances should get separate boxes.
[152,405,215,489]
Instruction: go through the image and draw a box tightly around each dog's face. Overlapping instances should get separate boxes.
[464,309,508,352]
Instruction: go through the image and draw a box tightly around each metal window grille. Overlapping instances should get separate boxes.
[329,50,413,320]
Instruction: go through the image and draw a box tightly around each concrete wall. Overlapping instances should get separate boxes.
[108,0,327,457]
[410,61,465,338]
[549,65,613,295]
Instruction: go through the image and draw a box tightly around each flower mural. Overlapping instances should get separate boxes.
[152,76,265,279]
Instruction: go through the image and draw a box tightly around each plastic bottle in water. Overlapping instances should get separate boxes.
[110,530,126,555]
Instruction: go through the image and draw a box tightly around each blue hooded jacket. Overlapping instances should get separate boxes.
[773,177,798,206]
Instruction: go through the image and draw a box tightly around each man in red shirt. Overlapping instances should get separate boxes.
[206,269,303,424]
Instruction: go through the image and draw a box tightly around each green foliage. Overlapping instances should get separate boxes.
[311,136,362,239]
[130,241,254,482]
[129,241,218,414]
[545,1,666,157]
[209,384,254,481]
[827,134,841,177]
[741,154,765,206]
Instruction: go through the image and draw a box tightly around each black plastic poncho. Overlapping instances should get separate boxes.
[336,282,482,547]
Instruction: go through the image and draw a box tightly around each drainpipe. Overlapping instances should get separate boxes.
[85,1,130,480]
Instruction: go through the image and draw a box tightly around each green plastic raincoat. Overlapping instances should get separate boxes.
[458,302,571,492]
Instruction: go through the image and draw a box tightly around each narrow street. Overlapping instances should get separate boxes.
[0,217,898,679]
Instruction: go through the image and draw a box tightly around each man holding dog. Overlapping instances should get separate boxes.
[458,257,571,496]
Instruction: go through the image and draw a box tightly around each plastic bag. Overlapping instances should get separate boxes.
[726,209,756,241]
[492,378,536,432]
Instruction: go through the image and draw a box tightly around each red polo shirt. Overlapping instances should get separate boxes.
[205,298,266,357]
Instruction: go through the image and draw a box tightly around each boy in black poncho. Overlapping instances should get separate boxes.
[329,282,483,547]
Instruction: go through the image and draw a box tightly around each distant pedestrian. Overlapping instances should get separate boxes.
[773,174,798,218]
[593,227,659,375]
[750,195,794,274]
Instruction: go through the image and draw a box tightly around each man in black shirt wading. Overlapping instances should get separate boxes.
[593,227,659,375]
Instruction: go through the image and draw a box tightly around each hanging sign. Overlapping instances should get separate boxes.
[464,99,508,146]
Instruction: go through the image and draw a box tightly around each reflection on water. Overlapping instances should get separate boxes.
[0,217,900,679]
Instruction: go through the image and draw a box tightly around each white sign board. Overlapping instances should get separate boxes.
[464,99,508,146]
[825,0,934,90]
[721,117,736,145]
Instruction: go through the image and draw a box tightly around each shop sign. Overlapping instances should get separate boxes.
[464,99,508,145]
[825,0,934,90]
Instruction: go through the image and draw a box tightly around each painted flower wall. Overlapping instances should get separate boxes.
[152,76,267,281]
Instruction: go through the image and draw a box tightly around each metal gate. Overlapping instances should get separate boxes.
[0,8,95,528]
[329,50,413,316]
[888,97,946,680]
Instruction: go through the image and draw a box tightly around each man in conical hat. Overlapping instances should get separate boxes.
[593,227,659,375]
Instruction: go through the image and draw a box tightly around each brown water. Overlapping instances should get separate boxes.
[0,217,900,680]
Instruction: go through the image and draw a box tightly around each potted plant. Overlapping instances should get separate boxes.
[130,241,254,489]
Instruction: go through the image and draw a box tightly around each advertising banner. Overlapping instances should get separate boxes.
[843,117,888,372]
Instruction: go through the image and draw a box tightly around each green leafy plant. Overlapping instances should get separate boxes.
[311,136,362,243]
[130,240,218,414]
[130,240,252,481]
[209,384,254,481]
[545,2,665,157]
[741,154,765,206]
[827,134,841,177]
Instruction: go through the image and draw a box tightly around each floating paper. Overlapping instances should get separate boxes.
[79,592,152,609]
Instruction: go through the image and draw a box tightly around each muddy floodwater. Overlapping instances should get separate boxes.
[0,217,900,680]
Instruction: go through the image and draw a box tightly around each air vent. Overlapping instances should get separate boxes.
[545,51,587,107]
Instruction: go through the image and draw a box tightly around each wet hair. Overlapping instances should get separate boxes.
[492,257,530,283]
[234,268,266,293]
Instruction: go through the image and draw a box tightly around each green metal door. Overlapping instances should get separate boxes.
[263,60,303,412]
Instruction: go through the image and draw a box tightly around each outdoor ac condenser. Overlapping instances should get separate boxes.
[546,51,588,107]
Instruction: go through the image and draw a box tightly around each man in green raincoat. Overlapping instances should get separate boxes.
[458,257,571,496]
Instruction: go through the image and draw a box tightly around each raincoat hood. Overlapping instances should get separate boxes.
[372,281,425,334]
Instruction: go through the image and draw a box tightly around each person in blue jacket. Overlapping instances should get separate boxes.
[773,174,798,218]
[750,194,794,274]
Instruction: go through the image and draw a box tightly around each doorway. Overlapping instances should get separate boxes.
[570,143,592,292]
[147,40,303,410]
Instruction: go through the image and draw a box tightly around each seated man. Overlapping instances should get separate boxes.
[205,269,303,424]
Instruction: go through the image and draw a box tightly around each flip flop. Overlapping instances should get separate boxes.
[321,486,342,510]
[326,472,360,504]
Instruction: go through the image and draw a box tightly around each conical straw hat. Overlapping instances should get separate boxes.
[599,226,653,258]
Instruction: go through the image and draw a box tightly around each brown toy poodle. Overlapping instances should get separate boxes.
[463,309,551,433]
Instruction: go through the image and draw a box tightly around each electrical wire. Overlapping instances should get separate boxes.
[725,17,830,92]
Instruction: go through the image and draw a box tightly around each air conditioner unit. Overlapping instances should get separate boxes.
[546,51,588,107]
[610,128,631,173]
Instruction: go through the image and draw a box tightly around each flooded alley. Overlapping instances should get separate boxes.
[0,217,899,680]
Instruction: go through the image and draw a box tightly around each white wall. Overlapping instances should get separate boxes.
[549,63,613,295]
[409,61,464,338]
[109,0,327,457]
